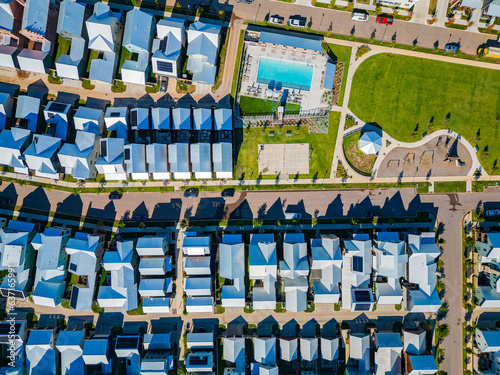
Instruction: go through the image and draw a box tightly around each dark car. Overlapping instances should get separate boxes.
[221,188,235,197]
[376,14,393,25]
[444,43,459,53]
[366,210,381,218]
[288,16,306,28]
[160,79,167,93]
[0,197,11,205]
[184,189,199,198]
[236,0,253,3]
[109,191,122,200]
[133,215,148,221]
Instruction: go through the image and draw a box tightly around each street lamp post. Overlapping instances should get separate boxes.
[254,3,261,24]
[318,13,325,34]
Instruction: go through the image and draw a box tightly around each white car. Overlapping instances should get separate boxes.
[351,11,369,21]
[270,16,284,25]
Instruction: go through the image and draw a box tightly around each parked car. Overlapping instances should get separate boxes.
[485,209,500,216]
[221,188,235,197]
[444,43,459,53]
[236,0,253,3]
[160,79,167,93]
[0,197,11,205]
[133,215,148,221]
[288,16,306,28]
[376,14,393,25]
[109,191,122,200]
[270,15,285,25]
[351,11,369,21]
[366,210,381,218]
[184,189,199,198]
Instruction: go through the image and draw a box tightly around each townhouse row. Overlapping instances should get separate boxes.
[0,91,233,180]
[0,216,442,315]
[0,0,222,88]
[0,317,439,375]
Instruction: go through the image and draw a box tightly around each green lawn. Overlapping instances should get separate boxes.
[434,181,466,193]
[118,47,132,75]
[234,111,340,180]
[55,35,71,62]
[349,53,500,174]
[86,50,99,74]
[323,43,352,106]
[239,96,300,116]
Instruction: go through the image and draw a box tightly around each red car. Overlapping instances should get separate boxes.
[376,14,393,25]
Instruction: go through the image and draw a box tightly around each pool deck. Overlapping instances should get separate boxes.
[240,41,330,112]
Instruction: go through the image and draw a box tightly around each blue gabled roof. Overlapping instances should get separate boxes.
[22,0,49,36]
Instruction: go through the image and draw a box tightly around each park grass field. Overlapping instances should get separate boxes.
[349,53,500,174]
[234,112,340,180]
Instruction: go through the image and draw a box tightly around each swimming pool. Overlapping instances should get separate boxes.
[256,57,314,91]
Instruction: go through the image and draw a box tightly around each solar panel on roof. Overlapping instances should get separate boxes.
[70,285,79,310]
[116,336,139,349]
[0,322,21,335]
[110,112,121,117]
[0,289,24,299]
[352,256,363,272]
[69,263,77,272]
[48,103,68,113]
[100,141,107,157]
[131,110,138,128]
[354,290,371,302]
[189,356,209,365]
[157,61,173,73]
[354,303,371,311]
[124,148,130,160]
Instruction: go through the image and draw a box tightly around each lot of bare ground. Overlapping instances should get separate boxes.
[376,135,473,178]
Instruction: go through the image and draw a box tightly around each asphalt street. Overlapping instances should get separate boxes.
[211,0,494,54]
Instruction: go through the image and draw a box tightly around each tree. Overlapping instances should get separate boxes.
[177,365,189,375]
[465,325,475,333]
[436,323,450,338]
[435,280,445,293]
[180,219,188,229]
[253,219,264,227]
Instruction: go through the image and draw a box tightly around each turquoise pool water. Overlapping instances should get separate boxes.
[256,57,314,91]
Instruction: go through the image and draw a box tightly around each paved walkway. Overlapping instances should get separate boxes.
[434,0,449,27]
[411,0,432,25]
